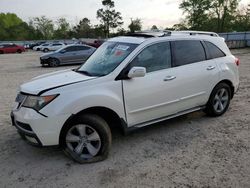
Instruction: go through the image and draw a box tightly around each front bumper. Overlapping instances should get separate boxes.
[40,58,49,65]
[11,107,70,146]
[11,111,43,146]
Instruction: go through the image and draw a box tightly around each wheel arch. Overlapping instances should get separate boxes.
[59,106,125,146]
[216,79,235,99]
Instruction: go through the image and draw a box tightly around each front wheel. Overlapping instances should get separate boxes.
[61,114,112,163]
[205,83,231,117]
[43,48,49,52]
[49,58,60,67]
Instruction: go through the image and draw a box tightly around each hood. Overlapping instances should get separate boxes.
[20,69,95,95]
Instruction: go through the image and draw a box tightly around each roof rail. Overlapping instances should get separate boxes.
[125,30,219,38]
[171,30,219,37]
[126,30,171,38]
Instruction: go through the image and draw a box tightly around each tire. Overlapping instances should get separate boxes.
[0,51,3,54]
[49,58,60,67]
[61,114,112,164]
[36,48,40,51]
[43,48,49,52]
[17,49,22,53]
[205,83,231,117]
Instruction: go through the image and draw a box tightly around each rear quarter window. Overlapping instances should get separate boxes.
[204,41,225,59]
[172,40,206,66]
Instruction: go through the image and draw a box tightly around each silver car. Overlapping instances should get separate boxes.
[40,44,96,67]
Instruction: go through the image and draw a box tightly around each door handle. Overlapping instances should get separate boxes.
[164,76,176,81]
[207,66,215,70]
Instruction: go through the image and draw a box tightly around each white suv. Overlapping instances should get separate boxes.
[41,42,65,52]
[11,31,239,163]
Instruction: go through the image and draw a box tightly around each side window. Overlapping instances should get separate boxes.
[172,40,206,66]
[130,42,171,73]
[64,46,76,52]
[205,41,225,59]
[77,46,91,51]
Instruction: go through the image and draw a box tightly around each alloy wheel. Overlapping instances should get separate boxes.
[66,124,101,159]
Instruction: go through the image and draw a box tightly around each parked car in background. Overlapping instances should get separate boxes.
[0,43,25,54]
[41,42,65,52]
[33,43,50,51]
[29,42,46,49]
[85,39,105,48]
[40,44,96,67]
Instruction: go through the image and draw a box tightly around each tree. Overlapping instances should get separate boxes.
[73,18,93,38]
[0,13,36,40]
[151,25,158,30]
[128,18,142,33]
[32,16,54,39]
[210,0,239,32]
[180,0,211,30]
[97,0,123,37]
[54,18,70,39]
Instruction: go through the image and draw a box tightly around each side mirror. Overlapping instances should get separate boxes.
[128,67,146,78]
[60,49,66,53]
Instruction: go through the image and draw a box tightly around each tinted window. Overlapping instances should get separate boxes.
[172,40,206,66]
[130,42,171,73]
[53,43,62,46]
[205,41,225,59]
[64,46,76,52]
[77,46,91,51]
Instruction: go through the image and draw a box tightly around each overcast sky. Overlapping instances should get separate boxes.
[0,0,249,29]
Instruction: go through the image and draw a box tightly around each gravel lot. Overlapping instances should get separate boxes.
[0,49,250,188]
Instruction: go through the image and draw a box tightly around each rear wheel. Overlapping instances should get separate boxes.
[0,51,3,54]
[49,58,60,67]
[17,49,22,53]
[205,83,231,117]
[61,114,112,163]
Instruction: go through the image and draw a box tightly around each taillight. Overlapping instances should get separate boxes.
[235,58,240,66]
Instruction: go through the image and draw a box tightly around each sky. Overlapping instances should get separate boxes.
[0,0,249,30]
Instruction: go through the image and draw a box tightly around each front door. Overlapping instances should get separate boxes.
[122,41,181,126]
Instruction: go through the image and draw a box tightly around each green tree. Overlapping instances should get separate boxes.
[151,25,158,30]
[73,18,93,38]
[54,18,70,39]
[32,16,54,39]
[179,0,211,30]
[97,0,123,37]
[128,18,142,33]
[0,13,36,40]
[211,0,239,32]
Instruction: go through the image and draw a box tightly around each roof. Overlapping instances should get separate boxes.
[109,30,220,44]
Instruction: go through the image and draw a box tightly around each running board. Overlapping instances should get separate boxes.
[131,106,205,129]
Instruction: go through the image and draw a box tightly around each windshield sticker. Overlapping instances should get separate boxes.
[116,45,130,51]
[115,50,123,56]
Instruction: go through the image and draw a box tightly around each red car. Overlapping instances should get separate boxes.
[0,44,25,54]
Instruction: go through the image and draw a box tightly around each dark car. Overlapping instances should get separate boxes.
[85,39,105,48]
[0,44,25,54]
[40,44,96,67]
[29,41,46,49]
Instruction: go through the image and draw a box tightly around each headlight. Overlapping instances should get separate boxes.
[22,94,59,111]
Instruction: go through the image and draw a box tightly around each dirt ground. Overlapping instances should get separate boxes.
[0,49,250,188]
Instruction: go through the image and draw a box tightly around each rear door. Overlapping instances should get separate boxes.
[59,46,78,64]
[170,40,219,111]
[76,46,95,63]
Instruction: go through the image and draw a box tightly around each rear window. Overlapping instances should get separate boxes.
[172,40,206,66]
[205,41,225,59]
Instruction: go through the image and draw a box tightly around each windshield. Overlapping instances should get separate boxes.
[77,41,138,76]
